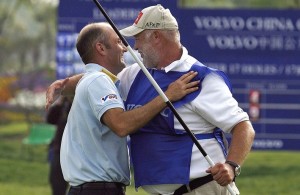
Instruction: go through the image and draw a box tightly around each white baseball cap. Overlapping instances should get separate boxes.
[120,4,178,37]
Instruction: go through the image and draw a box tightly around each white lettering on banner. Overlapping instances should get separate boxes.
[240,64,285,75]
[285,64,300,76]
[194,16,245,30]
[246,17,295,31]
[206,35,300,51]
[194,16,300,51]
[228,63,240,74]
[253,139,283,149]
[207,35,258,50]
[267,83,288,90]
[194,16,298,31]
[58,24,75,31]
[207,63,300,76]
[93,8,140,20]
[246,83,265,89]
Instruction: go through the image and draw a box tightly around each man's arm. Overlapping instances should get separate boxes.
[206,120,255,186]
[61,74,83,96]
[226,120,255,166]
[102,71,200,137]
[45,74,83,110]
[45,71,198,110]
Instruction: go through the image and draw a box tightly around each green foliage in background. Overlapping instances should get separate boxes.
[0,0,57,74]
[0,123,300,195]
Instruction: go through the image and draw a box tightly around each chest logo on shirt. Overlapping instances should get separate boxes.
[101,94,118,103]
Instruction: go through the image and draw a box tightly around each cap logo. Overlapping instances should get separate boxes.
[134,12,143,24]
[145,22,161,28]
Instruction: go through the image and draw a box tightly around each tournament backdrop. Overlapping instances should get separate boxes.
[56,0,300,150]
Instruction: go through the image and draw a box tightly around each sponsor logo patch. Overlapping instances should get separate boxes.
[101,94,118,103]
[145,22,161,28]
[134,12,143,24]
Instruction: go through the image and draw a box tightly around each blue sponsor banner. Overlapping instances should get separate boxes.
[178,9,300,150]
[57,1,300,150]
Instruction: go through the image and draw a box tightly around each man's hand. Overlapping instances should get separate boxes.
[206,163,235,186]
[165,71,200,102]
[45,78,69,111]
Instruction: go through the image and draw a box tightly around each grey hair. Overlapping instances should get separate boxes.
[161,29,180,43]
[143,29,180,44]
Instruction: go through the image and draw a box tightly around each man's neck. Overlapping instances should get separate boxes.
[157,46,183,69]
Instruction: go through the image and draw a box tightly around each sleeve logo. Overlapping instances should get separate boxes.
[101,94,118,103]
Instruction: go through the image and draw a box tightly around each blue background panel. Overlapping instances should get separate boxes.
[57,1,300,150]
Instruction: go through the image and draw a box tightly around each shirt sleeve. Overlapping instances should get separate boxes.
[193,72,249,133]
[86,73,124,121]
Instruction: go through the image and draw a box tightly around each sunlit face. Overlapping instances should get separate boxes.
[106,27,127,74]
[133,30,159,68]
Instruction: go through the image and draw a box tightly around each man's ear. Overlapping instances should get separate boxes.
[152,31,161,44]
[95,42,106,55]
[153,31,159,39]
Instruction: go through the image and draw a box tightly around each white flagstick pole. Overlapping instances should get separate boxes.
[92,0,236,194]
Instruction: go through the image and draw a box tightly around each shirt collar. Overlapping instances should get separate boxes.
[101,68,119,83]
[163,46,189,73]
[85,63,119,83]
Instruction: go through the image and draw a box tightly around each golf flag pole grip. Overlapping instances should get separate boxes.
[92,0,236,194]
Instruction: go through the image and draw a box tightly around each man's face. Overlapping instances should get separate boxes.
[106,28,127,74]
[133,30,159,68]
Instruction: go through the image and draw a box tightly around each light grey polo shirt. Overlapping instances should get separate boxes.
[60,63,130,186]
